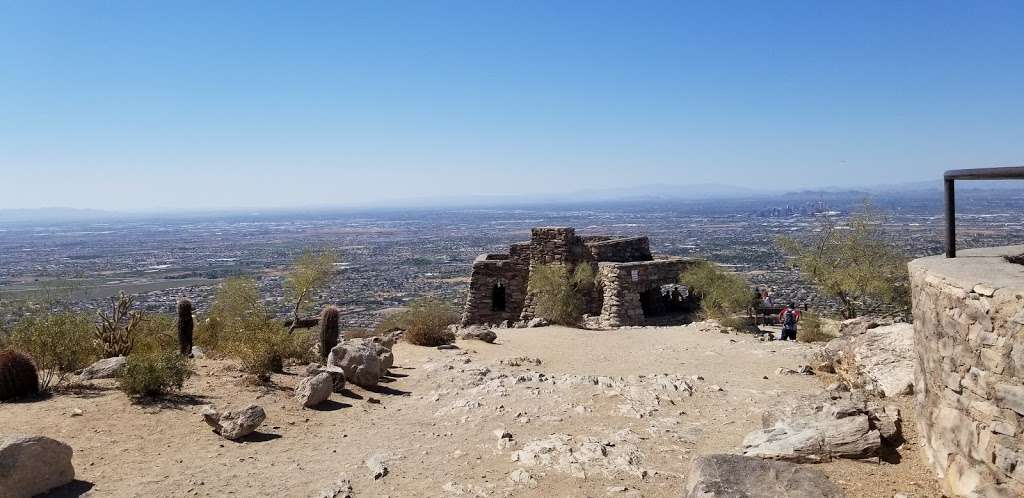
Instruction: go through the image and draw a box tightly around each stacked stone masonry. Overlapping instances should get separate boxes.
[910,245,1024,497]
[462,227,693,328]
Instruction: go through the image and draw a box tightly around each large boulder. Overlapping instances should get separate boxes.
[460,325,497,343]
[685,454,845,497]
[742,398,886,463]
[295,373,333,408]
[202,404,266,440]
[327,339,384,388]
[0,435,75,498]
[79,356,127,380]
[819,322,914,397]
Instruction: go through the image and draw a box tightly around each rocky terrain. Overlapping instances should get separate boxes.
[3,323,941,497]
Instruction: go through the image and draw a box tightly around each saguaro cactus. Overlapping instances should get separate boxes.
[177,298,195,357]
[0,350,40,401]
[320,305,340,362]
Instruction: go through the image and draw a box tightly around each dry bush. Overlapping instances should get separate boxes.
[118,348,193,397]
[386,297,458,347]
[797,312,832,343]
[7,312,97,392]
[94,292,144,357]
[528,263,595,326]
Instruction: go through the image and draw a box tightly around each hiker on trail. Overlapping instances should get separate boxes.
[778,303,801,341]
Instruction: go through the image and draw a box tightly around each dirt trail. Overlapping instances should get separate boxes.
[3,324,940,497]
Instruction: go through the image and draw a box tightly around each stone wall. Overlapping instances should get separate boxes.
[598,258,693,328]
[910,245,1024,497]
[586,236,653,263]
[461,253,529,325]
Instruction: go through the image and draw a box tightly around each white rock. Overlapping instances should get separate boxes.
[0,435,75,498]
[295,372,333,408]
[79,356,127,380]
[202,404,266,440]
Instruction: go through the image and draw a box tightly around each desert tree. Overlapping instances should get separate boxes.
[775,203,910,319]
[284,250,338,334]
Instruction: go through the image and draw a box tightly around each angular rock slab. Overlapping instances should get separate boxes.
[295,373,333,408]
[0,435,75,498]
[202,404,266,440]
[79,356,127,380]
[685,454,845,498]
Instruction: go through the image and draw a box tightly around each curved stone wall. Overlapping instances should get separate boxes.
[910,245,1024,497]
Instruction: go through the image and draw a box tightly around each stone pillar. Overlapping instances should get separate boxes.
[910,245,1024,497]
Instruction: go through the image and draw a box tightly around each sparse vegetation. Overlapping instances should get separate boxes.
[285,250,337,333]
[796,311,831,343]
[6,312,97,391]
[94,292,144,357]
[678,260,752,321]
[384,297,458,347]
[528,263,595,326]
[776,203,910,319]
[117,348,193,397]
[0,350,40,401]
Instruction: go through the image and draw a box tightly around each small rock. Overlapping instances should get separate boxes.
[367,397,381,405]
[366,454,389,480]
[295,373,333,408]
[437,344,459,350]
[527,317,549,328]
[317,478,354,498]
[69,408,83,417]
[508,468,535,486]
[202,404,266,440]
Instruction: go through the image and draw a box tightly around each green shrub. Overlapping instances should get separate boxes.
[118,348,193,397]
[528,263,595,326]
[679,261,752,320]
[7,312,97,391]
[383,297,458,347]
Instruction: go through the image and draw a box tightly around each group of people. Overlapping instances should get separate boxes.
[753,287,802,341]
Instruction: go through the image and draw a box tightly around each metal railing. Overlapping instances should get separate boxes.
[944,166,1024,258]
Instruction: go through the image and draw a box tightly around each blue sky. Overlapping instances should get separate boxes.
[2,1,1023,210]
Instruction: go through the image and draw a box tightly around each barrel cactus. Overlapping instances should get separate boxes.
[320,306,340,362]
[0,350,40,401]
[177,298,195,357]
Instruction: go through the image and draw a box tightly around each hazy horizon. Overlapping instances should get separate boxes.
[3,2,1023,210]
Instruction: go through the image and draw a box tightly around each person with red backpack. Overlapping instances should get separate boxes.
[778,303,801,341]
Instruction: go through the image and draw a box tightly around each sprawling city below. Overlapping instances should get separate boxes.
[2,187,1023,329]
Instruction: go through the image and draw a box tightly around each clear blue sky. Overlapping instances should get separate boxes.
[2,1,1022,210]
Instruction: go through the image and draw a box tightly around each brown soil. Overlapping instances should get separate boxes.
[3,324,943,497]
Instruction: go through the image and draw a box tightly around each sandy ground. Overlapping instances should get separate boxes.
[3,324,943,497]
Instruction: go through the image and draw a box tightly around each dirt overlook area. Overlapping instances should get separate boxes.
[5,324,941,498]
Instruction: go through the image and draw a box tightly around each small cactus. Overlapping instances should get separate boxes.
[320,306,341,362]
[0,350,40,401]
[177,299,195,357]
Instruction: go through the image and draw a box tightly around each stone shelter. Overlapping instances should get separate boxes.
[461,227,693,328]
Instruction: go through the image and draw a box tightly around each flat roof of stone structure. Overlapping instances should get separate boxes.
[909,245,1024,294]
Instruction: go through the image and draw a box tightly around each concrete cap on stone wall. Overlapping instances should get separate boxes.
[909,245,1024,296]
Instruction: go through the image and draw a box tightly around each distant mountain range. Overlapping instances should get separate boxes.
[2,180,1023,223]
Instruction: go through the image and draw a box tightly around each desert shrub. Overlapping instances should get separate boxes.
[528,263,595,326]
[796,311,832,343]
[7,312,97,391]
[776,202,910,319]
[131,314,177,356]
[0,350,40,401]
[385,297,458,347]
[679,261,752,320]
[719,316,753,332]
[117,348,193,397]
[94,292,144,357]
